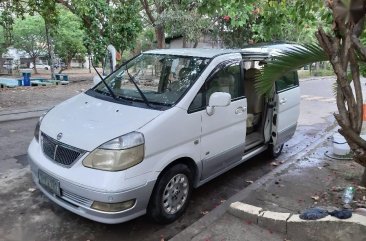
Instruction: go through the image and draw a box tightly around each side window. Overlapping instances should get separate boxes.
[188,63,243,112]
[275,71,299,92]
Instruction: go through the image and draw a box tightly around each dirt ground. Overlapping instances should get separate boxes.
[0,68,95,112]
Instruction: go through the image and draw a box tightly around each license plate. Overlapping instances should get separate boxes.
[38,170,61,196]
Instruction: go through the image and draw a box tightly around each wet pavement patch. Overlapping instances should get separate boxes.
[14,154,28,167]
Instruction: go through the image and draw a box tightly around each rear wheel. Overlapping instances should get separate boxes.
[148,164,193,224]
[268,143,284,158]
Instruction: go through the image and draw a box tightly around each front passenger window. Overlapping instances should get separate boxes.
[188,63,242,113]
[206,64,242,104]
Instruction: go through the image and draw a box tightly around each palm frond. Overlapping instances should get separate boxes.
[255,43,328,95]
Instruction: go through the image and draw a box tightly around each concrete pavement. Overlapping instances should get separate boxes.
[171,123,340,241]
[0,106,51,122]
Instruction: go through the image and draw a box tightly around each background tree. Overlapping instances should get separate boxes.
[106,0,142,59]
[198,0,327,47]
[161,1,210,48]
[12,15,48,74]
[140,0,166,48]
[34,0,58,79]
[53,6,86,72]
[0,25,5,73]
[57,0,142,62]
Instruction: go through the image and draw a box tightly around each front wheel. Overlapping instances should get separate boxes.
[148,164,193,224]
[268,143,284,158]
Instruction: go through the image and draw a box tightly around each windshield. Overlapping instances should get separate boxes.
[93,54,210,107]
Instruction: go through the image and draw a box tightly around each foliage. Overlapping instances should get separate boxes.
[12,14,48,72]
[140,0,212,48]
[199,0,331,47]
[57,0,142,61]
[53,6,86,68]
[107,1,142,55]
[255,44,328,95]
[160,2,210,47]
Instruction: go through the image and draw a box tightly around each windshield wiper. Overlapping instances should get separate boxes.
[91,62,118,100]
[125,68,157,109]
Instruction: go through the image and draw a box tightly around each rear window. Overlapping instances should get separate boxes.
[275,71,299,92]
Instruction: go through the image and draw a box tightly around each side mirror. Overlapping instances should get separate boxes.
[93,75,102,86]
[206,92,231,116]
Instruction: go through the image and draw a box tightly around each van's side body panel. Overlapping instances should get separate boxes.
[275,86,300,145]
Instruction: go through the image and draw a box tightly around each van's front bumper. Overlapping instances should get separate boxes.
[28,140,155,224]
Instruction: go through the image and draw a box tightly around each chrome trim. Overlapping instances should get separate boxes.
[62,189,93,207]
[41,132,86,168]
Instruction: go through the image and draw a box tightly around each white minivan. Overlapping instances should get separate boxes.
[28,43,300,224]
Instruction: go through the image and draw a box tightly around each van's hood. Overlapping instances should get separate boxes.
[40,93,162,151]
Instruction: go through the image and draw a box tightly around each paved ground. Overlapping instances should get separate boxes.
[0,76,344,240]
[191,213,285,241]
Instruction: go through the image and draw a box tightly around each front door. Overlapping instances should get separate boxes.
[190,61,247,180]
[272,70,300,146]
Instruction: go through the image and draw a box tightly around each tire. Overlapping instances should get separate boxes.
[45,67,48,70]
[148,164,193,224]
[268,143,284,158]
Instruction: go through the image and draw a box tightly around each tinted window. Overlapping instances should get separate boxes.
[275,71,299,92]
[188,63,243,112]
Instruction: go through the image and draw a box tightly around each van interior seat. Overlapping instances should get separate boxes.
[244,68,264,128]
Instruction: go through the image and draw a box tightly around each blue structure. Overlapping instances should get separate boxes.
[22,72,31,86]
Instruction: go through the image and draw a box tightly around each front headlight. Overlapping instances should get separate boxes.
[34,113,47,142]
[83,132,145,171]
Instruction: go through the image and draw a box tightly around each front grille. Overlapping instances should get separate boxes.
[41,133,86,167]
[62,189,93,207]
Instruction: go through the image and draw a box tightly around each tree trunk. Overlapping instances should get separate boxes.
[88,55,91,73]
[32,58,38,74]
[155,25,165,49]
[183,36,187,48]
[67,57,72,69]
[315,0,366,186]
[193,40,199,48]
[361,168,366,186]
[45,23,55,80]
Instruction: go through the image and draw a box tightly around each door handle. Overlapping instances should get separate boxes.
[279,98,287,105]
[235,106,246,114]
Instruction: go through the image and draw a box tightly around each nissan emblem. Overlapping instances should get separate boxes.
[57,133,63,140]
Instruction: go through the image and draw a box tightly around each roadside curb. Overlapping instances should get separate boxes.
[229,202,366,241]
[170,123,339,241]
[0,107,51,122]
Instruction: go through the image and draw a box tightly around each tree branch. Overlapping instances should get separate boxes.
[350,49,363,133]
[141,0,156,25]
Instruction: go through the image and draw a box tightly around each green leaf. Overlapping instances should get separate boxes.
[255,43,328,95]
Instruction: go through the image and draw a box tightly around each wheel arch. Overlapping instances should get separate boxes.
[157,157,200,187]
